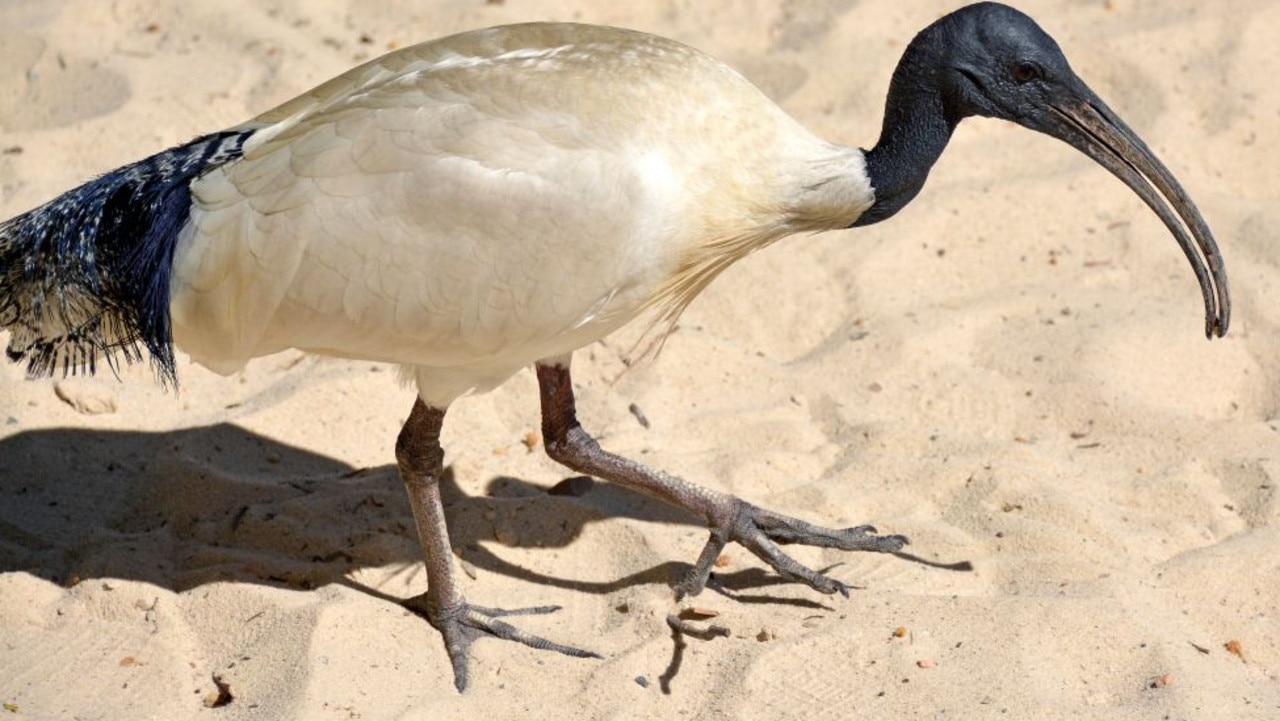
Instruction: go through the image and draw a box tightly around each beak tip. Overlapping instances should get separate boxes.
[1206,315,1229,340]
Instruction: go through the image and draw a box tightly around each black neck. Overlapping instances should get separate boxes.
[852,32,964,227]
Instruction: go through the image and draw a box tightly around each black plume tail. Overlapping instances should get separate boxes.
[0,129,252,388]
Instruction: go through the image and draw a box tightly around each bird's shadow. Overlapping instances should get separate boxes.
[0,422,811,602]
[0,421,976,695]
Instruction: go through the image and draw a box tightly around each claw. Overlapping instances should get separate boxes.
[824,577,851,598]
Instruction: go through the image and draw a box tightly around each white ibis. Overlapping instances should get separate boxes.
[0,2,1229,691]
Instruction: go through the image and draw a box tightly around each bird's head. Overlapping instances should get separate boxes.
[872,2,1229,338]
[932,3,1077,125]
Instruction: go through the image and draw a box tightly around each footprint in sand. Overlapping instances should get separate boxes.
[0,32,130,133]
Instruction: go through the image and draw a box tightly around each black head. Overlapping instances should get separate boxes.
[862,2,1229,338]
[930,3,1079,125]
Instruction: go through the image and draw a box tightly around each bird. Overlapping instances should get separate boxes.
[0,2,1229,691]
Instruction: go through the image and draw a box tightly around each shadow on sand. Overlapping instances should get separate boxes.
[0,422,840,601]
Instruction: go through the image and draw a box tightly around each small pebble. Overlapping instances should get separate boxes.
[635,675,649,688]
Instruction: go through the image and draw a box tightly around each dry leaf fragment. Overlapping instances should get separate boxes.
[628,402,651,428]
[203,674,234,708]
[1225,639,1246,662]
[457,555,478,580]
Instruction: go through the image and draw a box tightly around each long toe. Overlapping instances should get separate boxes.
[748,505,910,552]
[460,604,602,659]
[679,500,908,598]
[839,525,911,553]
[409,598,599,691]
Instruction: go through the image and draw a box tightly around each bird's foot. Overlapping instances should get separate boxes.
[406,596,600,691]
[675,500,909,599]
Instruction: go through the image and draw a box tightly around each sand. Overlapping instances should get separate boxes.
[1,0,1278,718]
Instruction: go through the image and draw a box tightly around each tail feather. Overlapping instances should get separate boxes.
[0,129,253,387]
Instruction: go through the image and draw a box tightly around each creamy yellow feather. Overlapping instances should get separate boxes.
[168,23,872,403]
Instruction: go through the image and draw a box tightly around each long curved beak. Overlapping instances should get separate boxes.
[1035,82,1229,339]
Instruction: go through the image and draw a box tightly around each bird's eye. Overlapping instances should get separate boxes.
[1012,62,1043,84]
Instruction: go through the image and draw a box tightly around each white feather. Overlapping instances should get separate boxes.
[168,23,873,405]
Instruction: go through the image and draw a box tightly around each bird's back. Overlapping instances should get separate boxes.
[171,23,871,401]
[4,23,872,399]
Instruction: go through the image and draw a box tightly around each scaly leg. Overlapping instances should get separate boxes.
[396,398,598,691]
[536,361,908,599]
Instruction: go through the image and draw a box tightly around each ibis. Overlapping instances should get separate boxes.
[0,2,1229,690]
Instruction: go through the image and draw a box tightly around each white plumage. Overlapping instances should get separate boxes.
[170,24,870,405]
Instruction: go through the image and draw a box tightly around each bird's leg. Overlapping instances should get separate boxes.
[536,361,908,599]
[395,398,599,691]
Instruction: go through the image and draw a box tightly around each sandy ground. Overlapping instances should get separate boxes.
[1,0,1278,718]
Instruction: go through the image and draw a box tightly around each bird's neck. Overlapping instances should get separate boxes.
[852,46,962,227]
